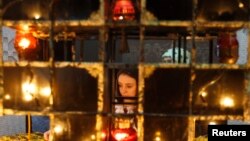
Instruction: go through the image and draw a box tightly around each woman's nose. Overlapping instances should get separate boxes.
[121,87,127,94]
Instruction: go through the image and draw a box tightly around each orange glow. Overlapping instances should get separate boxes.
[239,2,244,8]
[40,87,51,97]
[18,38,30,49]
[111,128,137,141]
[101,130,107,139]
[54,124,63,134]
[114,132,129,140]
[220,96,235,108]
[22,82,36,94]
[200,91,207,97]
[209,121,217,125]
[4,94,11,100]
[14,32,37,51]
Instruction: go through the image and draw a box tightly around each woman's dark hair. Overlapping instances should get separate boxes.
[116,68,138,98]
[117,68,138,83]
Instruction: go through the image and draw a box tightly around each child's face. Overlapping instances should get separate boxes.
[118,74,137,97]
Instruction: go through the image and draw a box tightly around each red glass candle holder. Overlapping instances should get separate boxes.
[217,32,239,64]
[112,0,136,21]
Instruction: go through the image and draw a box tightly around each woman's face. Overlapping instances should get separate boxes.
[118,74,137,97]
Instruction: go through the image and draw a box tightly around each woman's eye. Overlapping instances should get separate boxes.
[127,85,132,88]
